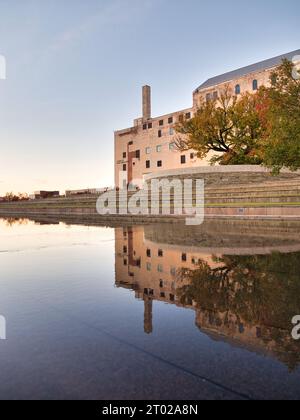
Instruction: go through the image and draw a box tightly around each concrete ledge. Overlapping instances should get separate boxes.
[144,165,300,180]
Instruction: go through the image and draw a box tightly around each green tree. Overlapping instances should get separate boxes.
[175,87,263,165]
[258,59,300,173]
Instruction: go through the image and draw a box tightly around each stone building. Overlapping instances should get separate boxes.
[114,50,300,188]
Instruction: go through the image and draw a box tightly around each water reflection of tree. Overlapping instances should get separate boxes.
[177,252,300,371]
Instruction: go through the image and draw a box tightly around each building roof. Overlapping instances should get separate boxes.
[194,49,300,93]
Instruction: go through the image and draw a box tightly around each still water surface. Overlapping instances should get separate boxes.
[0,217,300,400]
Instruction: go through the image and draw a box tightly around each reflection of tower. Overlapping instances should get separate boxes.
[144,297,153,334]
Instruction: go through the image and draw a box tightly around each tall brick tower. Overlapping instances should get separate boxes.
[142,85,151,120]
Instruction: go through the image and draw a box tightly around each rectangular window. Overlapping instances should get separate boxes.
[148,123,152,129]
[213,91,218,100]
[123,164,127,171]
[158,249,163,257]
[135,150,140,159]
[168,117,173,124]
[190,153,195,159]
[123,246,127,253]
[157,264,163,273]
[146,160,151,169]
[146,263,151,271]
[182,253,187,262]
[143,124,147,130]
[158,130,162,138]
[159,120,164,126]
[123,152,127,159]
[169,142,176,150]
[169,128,174,136]
[145,147,151,154]
[157,161,162,168]
[147,249,151,258]
[206,93,211,102]
[156,145,162,153]
[186,112,191,119]
[159,280,164,288]
[181,155,186,164]
[170,267,176,276]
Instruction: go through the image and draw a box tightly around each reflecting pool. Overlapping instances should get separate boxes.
[0,217,300,400]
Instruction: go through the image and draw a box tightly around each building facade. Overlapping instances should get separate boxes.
[114,50,300,188]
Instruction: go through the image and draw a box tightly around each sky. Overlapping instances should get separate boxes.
[0,0,299,195]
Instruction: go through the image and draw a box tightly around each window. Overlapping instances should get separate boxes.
[148,123,152,129]
[123,152,127,159]
[181,155,186,164]
[123,164,127,171]
[158,130,162,138]
[146,160,151,169]
[145,147,151,154]
[156,145,162,153]
[213,91,218,100]
[147,249,151,258]
[123,259,127,266]
[170,294,175,302]
[135,150,140,159]
[160,292,166,298]
[206,93,211,102]
[159,280,164,288]
[186,112,191,119]
[159,120,164,126]
[143,124,147,130]
[169,142,176,151]
[123,246,127,253]
[158,249,163,257]
[170,267,176,276]
[182,253,187,262]
[235,84,241,95]
[168,117,173,124]
[169,127,174,136]
[157,264,163,273]
[190,153,195,160]
[252,79,258,91]
[146,263,152,271]
[157,161,162,168]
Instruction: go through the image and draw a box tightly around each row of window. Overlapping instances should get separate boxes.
[143,113,191,131]
[158,127,174,137]
[206,79,259,102]
[146,143,176,154]
[143,288,176,301]
[145,154,195,170]
[122,153,195,171]
[122,143,178,161]
[146,248,164,258]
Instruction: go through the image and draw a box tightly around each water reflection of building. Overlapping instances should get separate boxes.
[115,225,300,370]
[115,226,221,331]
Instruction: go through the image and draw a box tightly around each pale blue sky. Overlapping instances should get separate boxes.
[0,0,299,195]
